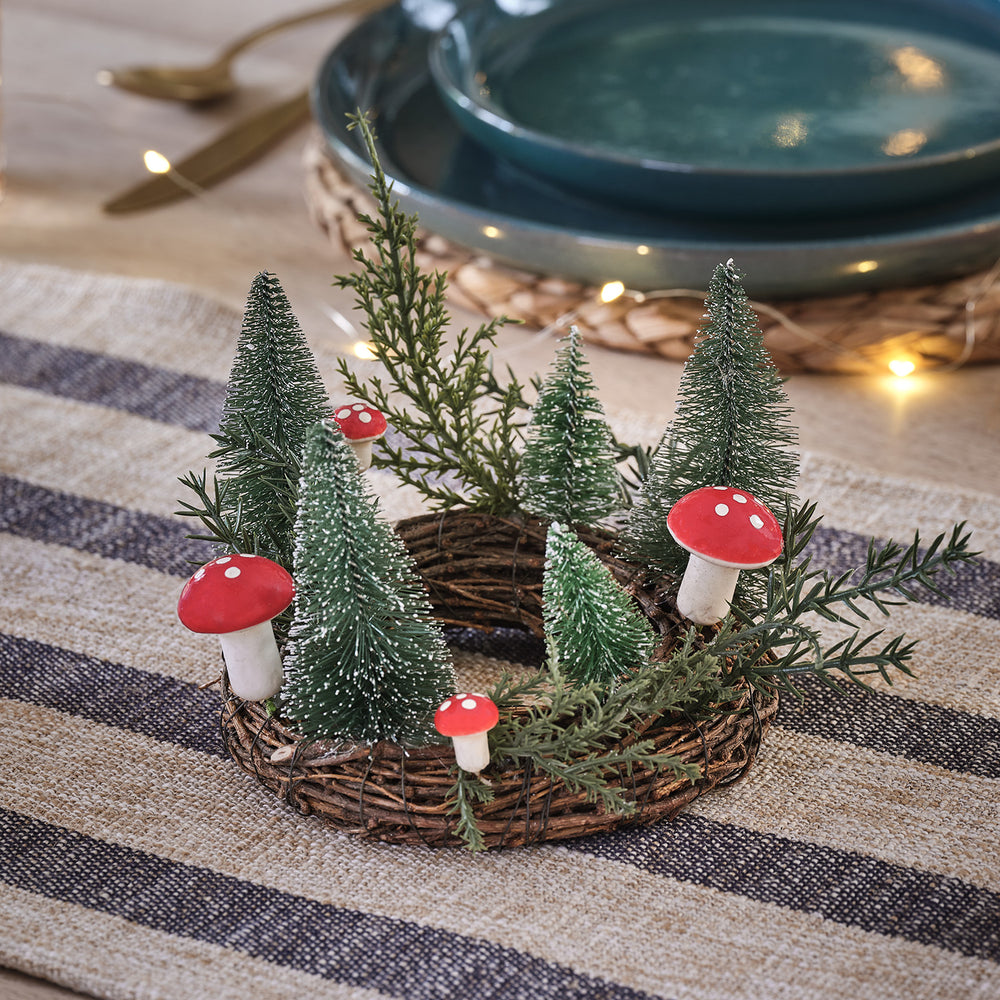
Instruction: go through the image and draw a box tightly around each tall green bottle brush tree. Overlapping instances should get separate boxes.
[621,258,799,594]
[178,271,330,575]
[281,420,455,746]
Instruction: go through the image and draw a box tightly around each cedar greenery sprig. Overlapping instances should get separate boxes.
[177,422,301,565]
[448,775,495,854]
[334,111,527,514]
[716,504,977,700]
[445,646,737,849]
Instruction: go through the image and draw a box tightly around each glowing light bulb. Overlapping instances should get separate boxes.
[850,260,879,274]
[143,150,171,174]
[600,280,626,303]
[888,359,916,378]
[481,225,502,239]
[352,341,378,361]
[772,114,808,148]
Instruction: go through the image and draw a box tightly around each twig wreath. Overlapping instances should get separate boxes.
[177,114,975,850]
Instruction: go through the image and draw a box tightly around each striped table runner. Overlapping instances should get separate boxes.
[1,261,998,1000]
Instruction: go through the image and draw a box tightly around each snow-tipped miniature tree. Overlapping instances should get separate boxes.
[620,259,799,588]
[543,522,656,689]
[520,328,620,527]
[282,420,454,745]
[213,271,330,570]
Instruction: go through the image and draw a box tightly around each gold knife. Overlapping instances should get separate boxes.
[103,89,311,214]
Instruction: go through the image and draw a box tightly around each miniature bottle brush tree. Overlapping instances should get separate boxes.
[281,420,454,746]
[178,114,976,850]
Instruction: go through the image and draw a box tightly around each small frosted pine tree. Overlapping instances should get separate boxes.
[213,271,330,570]
[282,421,454,745]
[519,328,620,527]
[543,522,656,689]
[620,259,799,588]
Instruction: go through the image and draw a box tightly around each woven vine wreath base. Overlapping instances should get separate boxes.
[220,511,778,849]
[303,132,1000,375]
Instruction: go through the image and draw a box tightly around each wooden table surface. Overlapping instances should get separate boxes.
[2,2,998,996]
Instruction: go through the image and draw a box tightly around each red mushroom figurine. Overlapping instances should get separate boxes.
[434,693,500,773]
[331,403,387,470]
[666,486,783,625]
[177,553,295,701]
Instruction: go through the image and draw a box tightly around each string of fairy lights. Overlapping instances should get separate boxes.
[136,145,987,383]
[587,275,986,381]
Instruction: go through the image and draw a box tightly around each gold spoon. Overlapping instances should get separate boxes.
[96,0,390,103]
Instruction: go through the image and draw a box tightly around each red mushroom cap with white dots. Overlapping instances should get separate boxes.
[332,403,387,442]
[667,486,782,570]
[177,554,295,634]
[434,693,499,738]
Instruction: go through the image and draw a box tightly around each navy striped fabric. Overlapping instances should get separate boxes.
[576,819,1000,962]
[1,810,662,1000]
[0,634,224,757]
[0,330,225,433]
[0,474,212,576]
[3,627,997,963]
[3,314,999,999]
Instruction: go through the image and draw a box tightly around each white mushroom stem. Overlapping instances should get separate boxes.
[348,438,375,471]
[450,732,491,773]
[219,620,284,701]
[675,554,742,626]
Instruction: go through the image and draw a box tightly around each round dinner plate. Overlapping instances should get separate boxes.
[429,0,1000,218]
[312,1,1000,297]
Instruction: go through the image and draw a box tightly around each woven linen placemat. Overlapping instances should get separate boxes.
[1,260,998,1000]
[303,132,1000,375]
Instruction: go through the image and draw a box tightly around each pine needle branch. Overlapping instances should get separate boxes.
[333,111,526,514]
[177,417,303,565]
[443,650,734,849]
[175,470,249,554]
[720,505,977,700]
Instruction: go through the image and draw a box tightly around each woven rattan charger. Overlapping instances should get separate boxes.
[221,511,777,849]
[303,133,1000,375]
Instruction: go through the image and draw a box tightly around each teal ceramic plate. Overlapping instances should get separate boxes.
[312,1,1000,297]
[430,0,1000,217]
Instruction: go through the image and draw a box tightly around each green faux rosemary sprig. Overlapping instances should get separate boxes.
[334,112,527,514]
[444,647,737,849]
[176,469,246,553]
[718,502,977,699]
[176,419,300,562]
[448,774,496,854]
